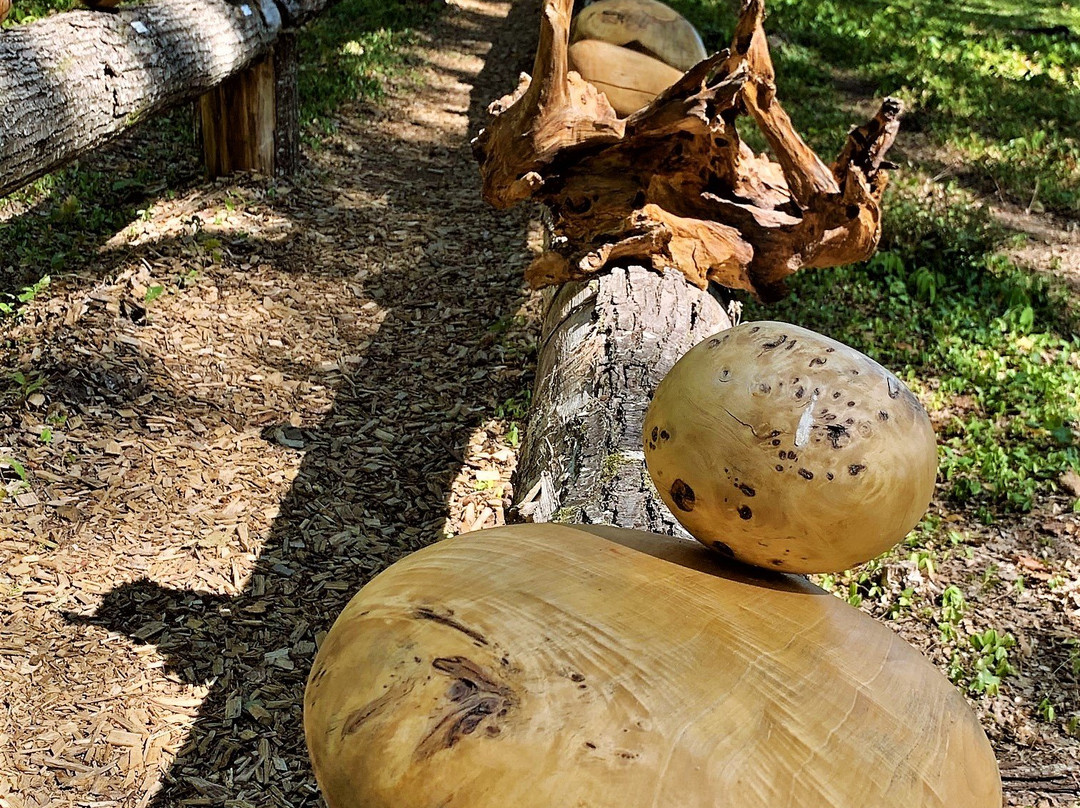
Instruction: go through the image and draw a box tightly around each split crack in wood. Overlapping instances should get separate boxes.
[472,0,902,301]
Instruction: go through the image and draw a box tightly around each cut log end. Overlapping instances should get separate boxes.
[474,0,903,299]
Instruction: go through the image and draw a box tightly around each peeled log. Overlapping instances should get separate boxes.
[304,522,1003,808]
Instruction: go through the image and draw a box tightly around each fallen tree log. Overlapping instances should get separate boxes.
[512,265,732,532]
[0,0,328,197]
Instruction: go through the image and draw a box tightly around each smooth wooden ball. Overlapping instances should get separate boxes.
[643,321,938,572]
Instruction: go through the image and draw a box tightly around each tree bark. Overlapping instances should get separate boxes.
[512,266,732,534]
[0,0,326,198]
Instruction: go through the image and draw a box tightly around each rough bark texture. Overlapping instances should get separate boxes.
[0,0,327,198]
[272,33,301,176]
[472,0,902,301]
[512,266,732,533]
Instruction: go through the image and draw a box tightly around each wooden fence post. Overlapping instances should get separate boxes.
[199,34,299,178]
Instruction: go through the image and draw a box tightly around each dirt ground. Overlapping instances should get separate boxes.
[1,0,1078,805]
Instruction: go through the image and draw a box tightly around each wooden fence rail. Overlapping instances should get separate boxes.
[0,0,333,198]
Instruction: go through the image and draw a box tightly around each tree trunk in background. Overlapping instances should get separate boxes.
[512,266,732,534]
[0,0,325,197]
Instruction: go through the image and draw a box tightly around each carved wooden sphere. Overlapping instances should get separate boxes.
[304,523,1000,808]
[643,321,938,572]
[568,0,708,116]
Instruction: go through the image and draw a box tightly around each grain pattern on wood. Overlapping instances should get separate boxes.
[199,52,277,177]
[512,266,732,533]
[0,0,323,198]
[197,33,299,178]
[304,523,1003,808]
[472,0,902,301]
[642,321,938,572]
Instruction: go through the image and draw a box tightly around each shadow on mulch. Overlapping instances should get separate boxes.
[63,0,543,804]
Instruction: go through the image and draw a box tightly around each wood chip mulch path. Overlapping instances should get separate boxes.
[1,0,543,804]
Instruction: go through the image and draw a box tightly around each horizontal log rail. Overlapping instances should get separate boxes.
[0,0,332,197]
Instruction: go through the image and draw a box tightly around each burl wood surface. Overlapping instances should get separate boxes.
[304,523,1002,808]
[643,321,938,572]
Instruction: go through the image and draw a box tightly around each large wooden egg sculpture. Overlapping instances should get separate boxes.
[568,0,708,116]
[644,321,938,573]
[304,523,1001,808]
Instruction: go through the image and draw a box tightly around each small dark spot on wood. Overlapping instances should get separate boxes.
[825,347,835,353]
[826,472,834,480]
[795,386,805,399]
[651,426,658,442]
[775,464,784,471]
[750,326,760,333]
[798,468,814,480]
[826,424,850,448]
[670,479,696,511]
[787,451,798,461]
[771,438,781,446]
[619,751,639,759]
[770,559,784,566]
[570,672,585,682]
[847,401,856,407]
[849,464,866,476]
[778,450,787,459]
[763,333,788,349]
[708,337,722,348]
[712,541,735,558]
[660,429,670,441]
[648,442,656,450]
[585,741,597,749]
[738,505,753,520]
[719,367,731,381]
[737,483,756,497]
[878,411,889,421]
[755,382,771,394]
[785,340,797,350]
[845,418,855,425]
[810,357,827,366]
[414,608,488,646]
